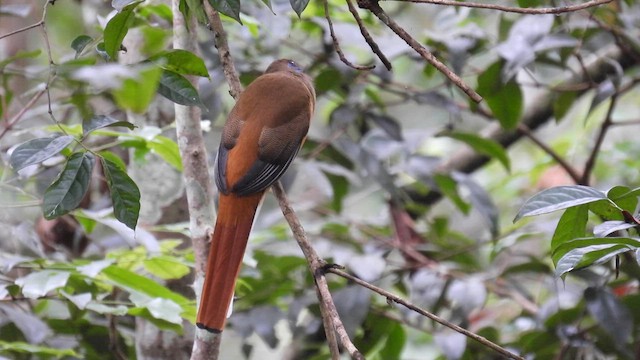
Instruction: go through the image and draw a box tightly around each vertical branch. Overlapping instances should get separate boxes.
[171,1,219,358]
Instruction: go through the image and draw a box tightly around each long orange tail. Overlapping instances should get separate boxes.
[196,192,263,332]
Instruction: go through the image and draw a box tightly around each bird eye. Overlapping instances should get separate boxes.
[287,60,302,72]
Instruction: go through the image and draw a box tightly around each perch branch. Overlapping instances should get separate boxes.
[344,0,392,70]
[356,0,482,102]
[171,1,219,359]
[326,268,525,360]
[392,0,613,14]
[273,182,364,360]
[203,1,242,99]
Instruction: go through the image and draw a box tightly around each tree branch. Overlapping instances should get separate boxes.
[344,0,392,70]
[273,182,364,360]
[323,0,375,70]
[171,1,219,359]
[203,2,242,99]
[391,0,613,14]
[356,0,482,103]
[434,45,635,194]
[326,268,525,360]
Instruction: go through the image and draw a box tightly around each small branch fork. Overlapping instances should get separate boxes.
[274,182,524,360]
[273,182,363,360]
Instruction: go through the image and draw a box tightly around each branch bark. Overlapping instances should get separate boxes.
[273,182,364,360]
[171,2,219,359]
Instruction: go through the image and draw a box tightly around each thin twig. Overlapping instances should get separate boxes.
[202,2,242,99]
[517,124,582,184]
[581,92,618,185]
[326,267,526,360]
[273,182,364,360]
[323,0,375,70]
[345,0,392,71]
[357,0,482,103]
[393,0,613,14]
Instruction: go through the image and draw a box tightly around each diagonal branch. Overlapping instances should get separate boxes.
[203,1,242,99]
[273,182,364,360]
[344,0,392,70]
[323,0,375,70]
[391,0,613,15]
[326,268,525,360]
[356,0,482,102]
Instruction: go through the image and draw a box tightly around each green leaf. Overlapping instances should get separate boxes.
[157,69,206,109]
[83,115,135,136]
[0,49,41,69]
[553,91,577,122]
[553,237,640,276]
[148,49,209,78]
[9,136,75,170]
[0,341,78,357]
[143,256,190,279]
[112,65,162,113]
[607,185,639,213]
[434,174,471,214]
[514,185,608,222]
[43,152,95,219]
[290,0,311,17]
[477,61,523,129]
[101,156,140,230]
[550,205,588,259]
[101,265,194,320]
[148,135,183,171]
[128,307,183,332]
[99,151,128,171]
[112,0,139,11]
[71,35,93,58]
[208,0,241,24]
[15,270,71,298]
[443,132,510,171]
[103,1,142,60]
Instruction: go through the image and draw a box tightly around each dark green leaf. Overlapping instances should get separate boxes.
[553,91,577,122]
[477,61,523,129]
[443,132,510,171]
[43,152,95,219]
[71,35,93,58]
[514,185,608,222]
[157,69,206,109]
[99,151,127,171]
[208,0,241,24]
[148,49,209,78]
[553,237,640,276]
[10,136,75,170]
[585,287,632,347]
[101,156,140,230]
[104,2,142,60]
[290,0,310,17]
[315,67,342,93]
[550,205,588,257]
[83,115,135,136]
[593,221,637,238]
[607,185,639,213]
[589,199,624,221]
[434,174,471,214]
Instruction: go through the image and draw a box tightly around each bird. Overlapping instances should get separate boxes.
[196,59,315,333]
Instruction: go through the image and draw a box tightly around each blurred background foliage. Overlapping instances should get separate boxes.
[2,0,640,359]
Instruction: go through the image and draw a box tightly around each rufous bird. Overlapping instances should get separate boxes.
[196,59,315,333]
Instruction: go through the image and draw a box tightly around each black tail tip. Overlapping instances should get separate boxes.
[196,322,223,334]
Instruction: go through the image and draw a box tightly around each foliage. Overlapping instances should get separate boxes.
[1,0,640,359]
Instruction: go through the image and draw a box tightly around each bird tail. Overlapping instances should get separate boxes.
[196,193,263,332]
